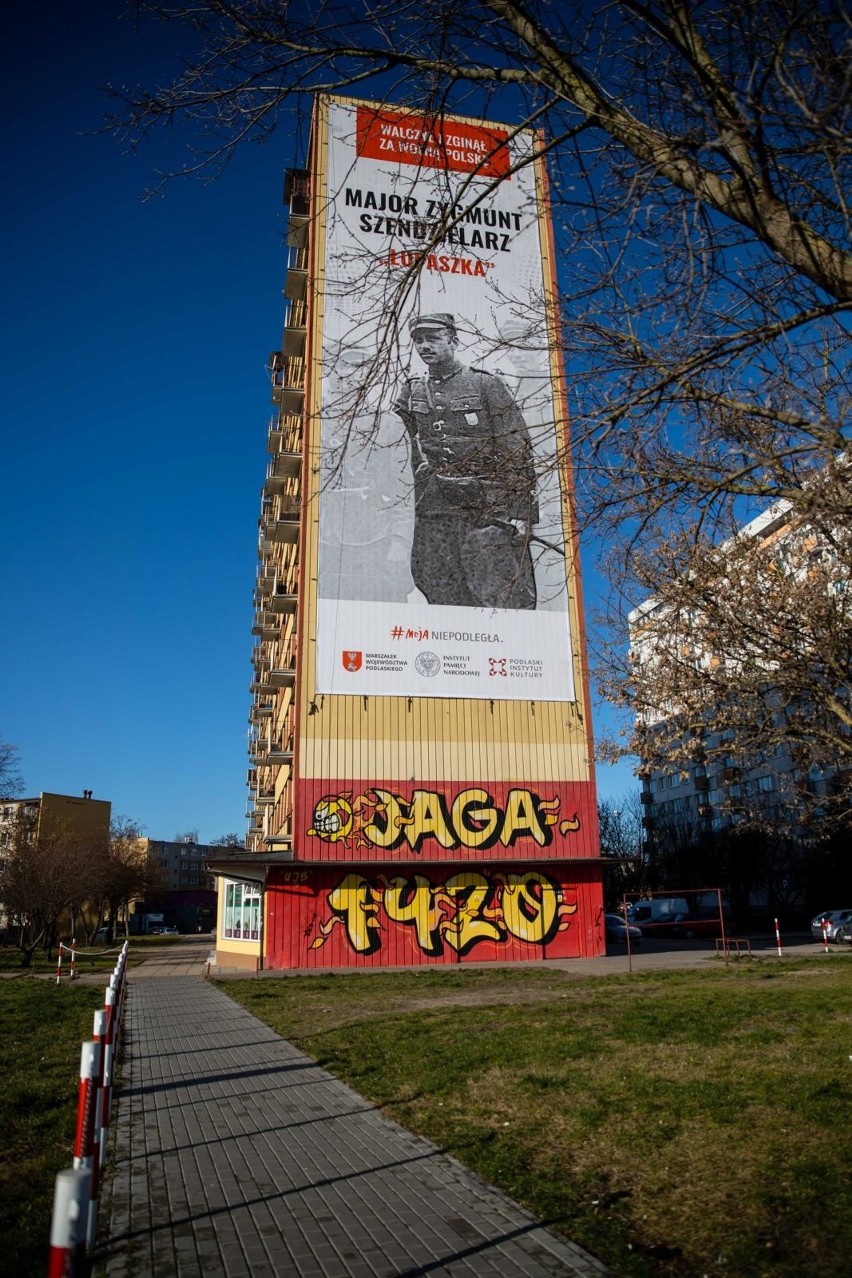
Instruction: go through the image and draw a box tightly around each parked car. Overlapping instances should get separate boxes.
[669,912,727,940]
[161,925,179,935]
[811,910,852,941]
[604,914,642,945]
[627,898,689,937]
[835,920,852,945]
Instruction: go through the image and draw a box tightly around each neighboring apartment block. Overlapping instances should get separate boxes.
[132,838,218,935]
[209,95,605,972]
[630,492,850,861]
[0,790,111,851]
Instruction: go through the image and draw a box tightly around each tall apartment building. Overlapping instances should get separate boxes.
[209,95,604,971]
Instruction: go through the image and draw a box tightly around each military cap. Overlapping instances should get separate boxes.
[410,312,457,335]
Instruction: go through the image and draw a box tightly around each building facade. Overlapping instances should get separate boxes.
[210,96,605,971]
[0,790,111,852]
[630,493,851,908]
[130,838,218,935]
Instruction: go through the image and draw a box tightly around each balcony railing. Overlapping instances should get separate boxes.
[269,352,305,413]
[268,412,304,455]
[284,246,309,300]
[251,612,279,641]
[282,297,308,358]
[265,452,302,492]
[284,168,310,247]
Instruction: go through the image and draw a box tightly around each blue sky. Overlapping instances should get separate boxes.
[1,3,636,841]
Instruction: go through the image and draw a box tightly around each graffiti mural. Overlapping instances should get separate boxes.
[300,780,597,862]
[308,868,577,958]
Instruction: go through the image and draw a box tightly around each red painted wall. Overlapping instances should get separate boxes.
[296,778,598,863]
[265,862,604,969]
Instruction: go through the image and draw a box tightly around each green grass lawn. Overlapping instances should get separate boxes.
[0,978,107,1278]
[3,953,849,1277]
[223,957,852,1277]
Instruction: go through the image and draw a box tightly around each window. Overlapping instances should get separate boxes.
[223,881,261,941]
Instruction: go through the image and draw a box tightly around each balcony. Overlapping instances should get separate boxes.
[281,298,308,358]
[251,612,279,641]
[284,245,309,300]
[268,666,296,689]
[268,412,304,456]
[249,670,270,695]
[255,788,276,806]
[250,644,269,668]
[268,590,297,615]
[265,452,302,492]
[260,519,299,548]
[251,665,296,693]
[284,169,310,247]
[269,352,305,414]
[249,699,274,722]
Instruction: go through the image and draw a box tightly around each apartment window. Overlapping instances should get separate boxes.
[223,881,261,941]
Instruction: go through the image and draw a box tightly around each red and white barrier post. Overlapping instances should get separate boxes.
[47,1167,90,1278]
[774,917,783,957]
[100,985,116,1136]
[69,938,77,981]
[822,919,830,952]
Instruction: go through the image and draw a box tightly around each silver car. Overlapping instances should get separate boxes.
[811,910,852,941]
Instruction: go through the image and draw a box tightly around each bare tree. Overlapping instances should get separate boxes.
[209,832,244,847]
[0,737,24,798]
[600,463,852,827]
[598,791,653,904]
[113,2,851,793]
[83,817,160,942]
[0,822,90,964]
[113,2,849,472]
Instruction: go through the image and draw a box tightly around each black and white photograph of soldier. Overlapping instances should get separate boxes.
[393,312,540,610]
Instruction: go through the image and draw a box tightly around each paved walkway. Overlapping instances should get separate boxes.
[95,967,608,1277]
[95,933,828,1275]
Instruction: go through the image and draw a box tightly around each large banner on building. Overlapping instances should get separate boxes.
[315,99,576,702]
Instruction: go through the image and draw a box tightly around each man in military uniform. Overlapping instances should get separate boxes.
[393,313,539,609]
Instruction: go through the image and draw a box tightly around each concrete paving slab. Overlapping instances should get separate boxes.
[95,974,609,1277]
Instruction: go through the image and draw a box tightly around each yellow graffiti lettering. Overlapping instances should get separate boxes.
[382,875,442,954]
[450,788,499,847]
[501,872,558,944]
[361,789,405,849]
[441,872,503,953]
[538,796,561,828]
[400,789,456,850]
[326,873,380,953]
[502,789,550,846]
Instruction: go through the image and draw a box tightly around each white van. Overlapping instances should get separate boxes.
[628,898,689,926]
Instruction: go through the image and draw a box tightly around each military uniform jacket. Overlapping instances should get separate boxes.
[394,362,539,523]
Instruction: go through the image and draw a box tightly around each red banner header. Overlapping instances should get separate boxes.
[356,107,511,178]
